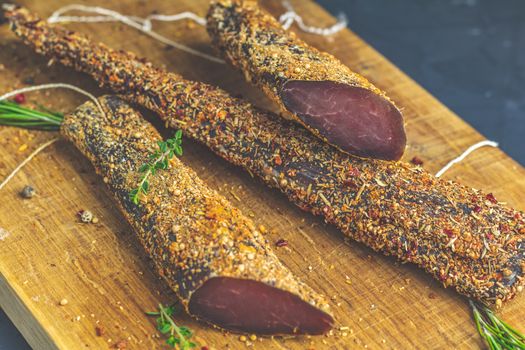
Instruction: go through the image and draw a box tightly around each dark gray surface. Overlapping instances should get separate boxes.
[1,1,524,349]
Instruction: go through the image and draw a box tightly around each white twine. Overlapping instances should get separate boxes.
[0,83,106,191]
[280,0,348,34]
[435,140,499,178]
[48,4,224,64]
[0,138,59,191]
[0,83,105,118]
[46,2,348,64]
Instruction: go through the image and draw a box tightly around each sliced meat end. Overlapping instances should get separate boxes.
[281,80,406,161]
[188,277,334,335]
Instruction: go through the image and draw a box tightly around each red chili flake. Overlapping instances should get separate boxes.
[13,93,26,104]
[347,166,360,177]
[343,178,357,188]
[514,213,522,220]
[486,233,494,240]
[486,193,498,204]
[443,228,455,238]
[473,205,482,213]
[368,208,379,220]
[410,156,424,166]
[499,223,510,233]
[274,154,282,166]
[201,347,209,350]
[275,238,288,247]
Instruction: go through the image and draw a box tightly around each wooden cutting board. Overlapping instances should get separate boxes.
[0,0,524,349]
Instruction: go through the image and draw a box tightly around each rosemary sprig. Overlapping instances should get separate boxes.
[0,100,63,130]
[146,304,196,349]
[470,300,525,349]
[129,130,183,205]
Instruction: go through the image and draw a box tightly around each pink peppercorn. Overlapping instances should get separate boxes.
[486,193,498,204]
[13,93,26,104]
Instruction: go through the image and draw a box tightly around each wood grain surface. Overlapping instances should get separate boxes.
[0,0,524,349]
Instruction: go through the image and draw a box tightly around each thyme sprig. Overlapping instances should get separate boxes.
[130,130,183,205]
[146,304,196,349]
[470,301,525,349]
[0,100,63,130]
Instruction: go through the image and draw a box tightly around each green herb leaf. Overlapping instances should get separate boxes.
[129,131,184,206]
[159,323,171,334]
[471,300,525,350]
[0,100,62,131]
[146,303,195,349]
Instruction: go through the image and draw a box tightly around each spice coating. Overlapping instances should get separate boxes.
[60,96,332,332]
[206,0,406,160]
[7,7,525,307]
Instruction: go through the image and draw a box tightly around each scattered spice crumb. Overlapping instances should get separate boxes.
[114,340,127,349]
[258,225,267,234]
[59,298,68,306]
[428,292,437,299]
[91,216,99,224]
[20,185,35,199]
[0,228,10,241]
[95,326,105,337]
[410,156,424,165]
[239,335,247,342]
[275,238,288,247]
[78,210,94,223]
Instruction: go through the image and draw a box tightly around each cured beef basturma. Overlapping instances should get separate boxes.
[206,0,406,161]
[7,7,525,307]
[60,95,333,335]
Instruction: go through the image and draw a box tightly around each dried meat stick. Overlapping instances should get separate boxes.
[6,6,525,307]
[62,96,333,335]
[206,0,406,161]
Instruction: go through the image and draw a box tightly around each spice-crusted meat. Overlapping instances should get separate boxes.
[60,95,333,335]
[7,7,525,307]
[206,0,406,161]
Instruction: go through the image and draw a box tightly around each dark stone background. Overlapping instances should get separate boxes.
[1,1,524,348]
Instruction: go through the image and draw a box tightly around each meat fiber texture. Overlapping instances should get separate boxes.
[60,95,333,335]
[7,6,525,308]
[206,0,406,161]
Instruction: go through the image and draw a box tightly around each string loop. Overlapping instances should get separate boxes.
[0,83,105,118]
[435,140,499,178]
[46,2,348,64]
